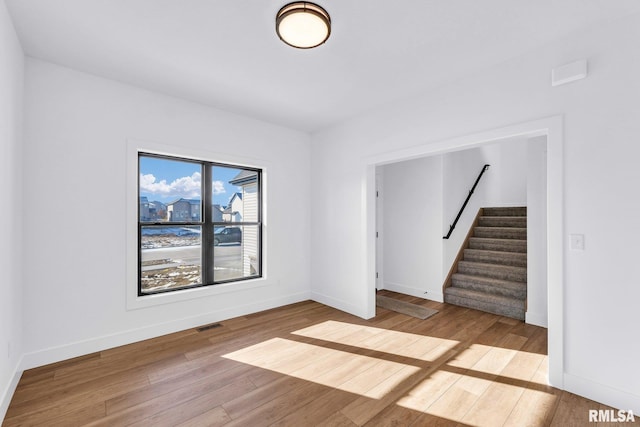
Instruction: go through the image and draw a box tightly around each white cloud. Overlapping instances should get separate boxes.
[140,172,203,199]
[212,180,226,195]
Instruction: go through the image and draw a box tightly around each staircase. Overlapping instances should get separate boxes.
[444,207,527,320]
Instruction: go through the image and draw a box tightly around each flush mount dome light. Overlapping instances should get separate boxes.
[276,2,331,49]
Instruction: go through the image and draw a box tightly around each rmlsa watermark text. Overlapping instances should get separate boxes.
[589,409,635,423]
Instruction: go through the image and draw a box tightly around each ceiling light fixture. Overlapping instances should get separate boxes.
[276,2,331,49]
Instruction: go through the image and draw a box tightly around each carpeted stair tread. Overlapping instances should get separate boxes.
[478,216,527,228]
[444,287,525,320]
[474,226,527,240]
[444,206,528,321]
[482,207,527,217]
[451,273,527,299]
[463,249,527,267]
[457,260,526,282]
[469,237,527,253]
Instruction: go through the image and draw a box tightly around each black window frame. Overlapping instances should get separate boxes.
[138,152,263,296]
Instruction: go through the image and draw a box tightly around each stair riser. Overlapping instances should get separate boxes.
[469,238,527,253]
[444,293,525,320]
[457,263,526,282]
[463,250,527,267]
[482,207,527,217]
[451,276,526,299]
[445,205,528,320]
[474,227,527,240]
[478,217,527,228]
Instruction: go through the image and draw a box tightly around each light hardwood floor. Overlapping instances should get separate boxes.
[3,291,637,426]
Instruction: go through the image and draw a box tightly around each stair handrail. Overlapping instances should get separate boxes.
[443,164,490,239]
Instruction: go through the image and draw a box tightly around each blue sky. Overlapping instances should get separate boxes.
[139,156,242,206]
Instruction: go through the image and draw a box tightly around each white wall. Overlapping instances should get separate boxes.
[442,147,491,272]
[486,140,528,203]
[21,59,311,367]
[379,156,443,300]
[442,139,528,275]
[0,0,24,420]
[311,12,640,413]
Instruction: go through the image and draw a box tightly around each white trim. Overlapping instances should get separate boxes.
[20,291,310,371]
[126,139,272,310]
[545,117,564,389]
[364,119,549,166]
[525,311,548,328]
[0,360,22,422]
[363,164,377,319]
[564,373,640,415]
[375,172,384,293]
[363,115,564,387]
[384,281,444,303]
[311,291,368,319]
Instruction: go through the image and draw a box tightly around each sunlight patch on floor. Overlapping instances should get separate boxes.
[292,320,459,361]
[223,320,552,420]
[398,340,553,425]
[445,338,546,384]
[223,337,420,399]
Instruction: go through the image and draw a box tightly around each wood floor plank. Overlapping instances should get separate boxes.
[362,402,424,426]
[5,367,149,422]
[105,361,252,415]
[175,406,231,427]
[409,412,462,426]
[45,401,107,427]
[395,369,461,413]
[549,391,599,427]
[270,387,360,427]
[89,376,255,426]
[504,386,561,427]
[224,381,329,427]
[128,378,254,427]
[4,293,627,427]
[222,375,307,419]
[314,410,359,427]
[339,365,436,425]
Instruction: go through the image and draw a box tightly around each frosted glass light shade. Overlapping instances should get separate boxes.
[276,2,331,49]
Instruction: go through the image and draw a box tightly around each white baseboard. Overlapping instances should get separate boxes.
[525,310,548,327]
[384,282,444,303]
[0,359,22,423]
[20,292,310,371]
[564,372,640,415]
[310,291,367,318]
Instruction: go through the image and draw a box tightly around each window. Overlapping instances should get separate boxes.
[138,153,262,295]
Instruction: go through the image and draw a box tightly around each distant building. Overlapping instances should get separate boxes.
[139,196,150,221]
[167,198,201,222]
[148,201,167,221]
[222,192,243,222]
[140,197,168,221]
[229,170,259,275]
[212,204,223,222]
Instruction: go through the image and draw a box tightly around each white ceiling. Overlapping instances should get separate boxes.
[6,0,640,132]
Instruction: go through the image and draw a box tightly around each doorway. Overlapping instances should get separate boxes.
[375,136,547,325]
[364,116,564,388]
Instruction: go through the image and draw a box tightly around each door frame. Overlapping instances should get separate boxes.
[363,115,564,388]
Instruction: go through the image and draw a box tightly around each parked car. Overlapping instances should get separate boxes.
[214,227,241,245]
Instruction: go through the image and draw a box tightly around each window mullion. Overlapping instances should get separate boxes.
[202,163,213,285]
